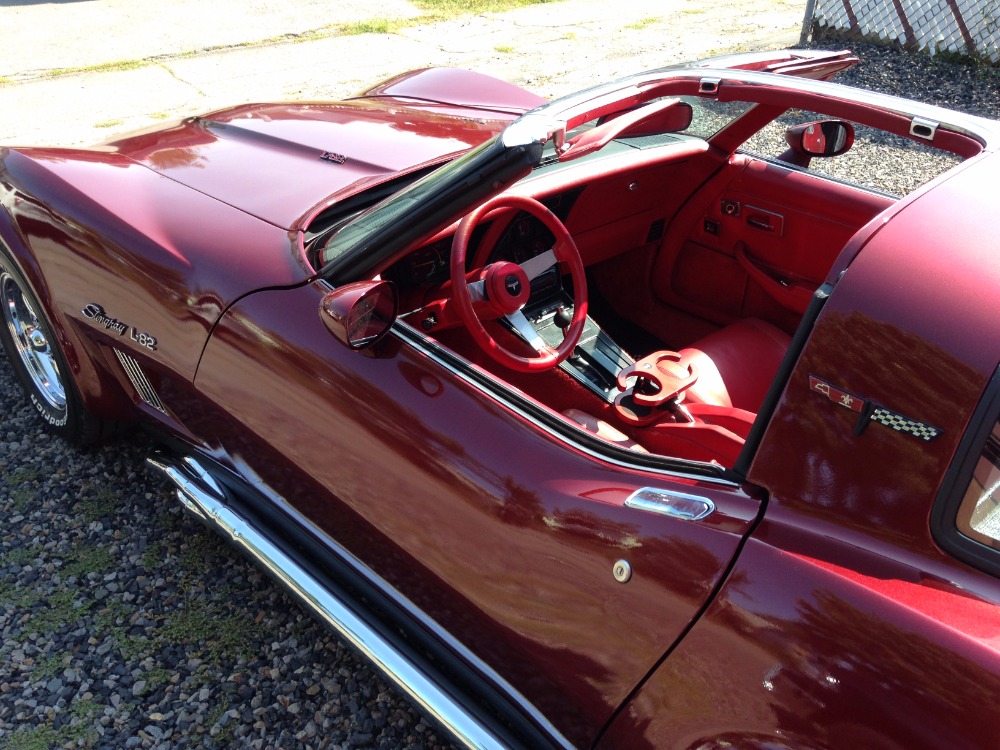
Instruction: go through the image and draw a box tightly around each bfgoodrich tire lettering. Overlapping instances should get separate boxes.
[0,247,111,445]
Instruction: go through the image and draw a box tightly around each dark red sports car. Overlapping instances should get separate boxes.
[3,49,1000,749]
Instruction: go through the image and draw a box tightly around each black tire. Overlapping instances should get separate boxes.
[0,247,113,445]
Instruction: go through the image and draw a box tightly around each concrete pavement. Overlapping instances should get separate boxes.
[0,0,804,147]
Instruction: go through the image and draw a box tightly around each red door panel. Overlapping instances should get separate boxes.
[189,280,762,748]
[653,154,894,332]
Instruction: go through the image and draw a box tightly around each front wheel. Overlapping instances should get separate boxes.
[0,248,112,445]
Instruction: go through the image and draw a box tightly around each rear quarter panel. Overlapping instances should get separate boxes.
[598,524,1000,750]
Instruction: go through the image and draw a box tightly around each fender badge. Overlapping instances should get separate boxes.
[809,375,941,441]
[320,151,347,164]
[82,303,158,351]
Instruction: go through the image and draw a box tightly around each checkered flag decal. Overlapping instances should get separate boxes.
[810,375,943,442]
[870,406,941,442]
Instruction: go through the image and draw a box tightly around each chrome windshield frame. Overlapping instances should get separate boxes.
[321,66,999,286]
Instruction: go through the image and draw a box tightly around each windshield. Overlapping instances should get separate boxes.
[319,135,543,284]
[319,140,496,268]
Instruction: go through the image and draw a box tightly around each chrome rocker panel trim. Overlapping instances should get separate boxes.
[147,453,512,750]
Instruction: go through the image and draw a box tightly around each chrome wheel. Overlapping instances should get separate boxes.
[1,271,67,416]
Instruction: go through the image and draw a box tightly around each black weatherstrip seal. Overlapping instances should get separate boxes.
[392,321,737,484]
[733,282,833,479]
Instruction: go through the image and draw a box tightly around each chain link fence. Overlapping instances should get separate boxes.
[801,0,1000,64]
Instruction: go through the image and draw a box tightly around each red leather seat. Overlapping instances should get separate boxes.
[678,318,790,413]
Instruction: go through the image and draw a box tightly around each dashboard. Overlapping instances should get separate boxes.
[384,209,562,289]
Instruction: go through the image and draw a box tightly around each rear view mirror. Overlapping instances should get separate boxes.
[559,99,692,162]
[320,280,398,350]
[612,101,694,138]
[780,119,855,167]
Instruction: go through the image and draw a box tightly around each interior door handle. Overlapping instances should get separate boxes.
[744,205,784,236]
[735,242,814,314]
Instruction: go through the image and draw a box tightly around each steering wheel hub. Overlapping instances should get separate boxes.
[485,262,531,314]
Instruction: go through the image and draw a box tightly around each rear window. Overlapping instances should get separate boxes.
[933,372,1000,577]
[956,420,1000,550]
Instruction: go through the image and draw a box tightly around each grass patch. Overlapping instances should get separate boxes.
[145,666,173,688]
[494,44,516,53]
[48,59,148,78]
[69,697,103,722]
[155,509,178,532]
[5,467,41,511]
[92,601,149,660]
[20,543,118,634]
[205,695,233,744]
[32,653,67,682]
[625,17,660,29]
[1,544,115,635]
[0,697,101,749]
[341,19,398,35]
[7,467,41,485]
[0,580,39,609]
[160,601,260,661]
[125,666,172,698]
[1,724,68,750]
[141,542,163,572]
[178,533,221,573]
[27,590,90,635]
[62,544,115,579]
[1,545,40,567]
[74,486,117,523]
[94,119,124,129]
[117,633,151,661]
[10,488,33,512]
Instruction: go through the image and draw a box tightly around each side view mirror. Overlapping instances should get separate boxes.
[779,119,855,167]
[320,280,397,350]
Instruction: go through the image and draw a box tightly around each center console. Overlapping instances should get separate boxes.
[513,282,633,403]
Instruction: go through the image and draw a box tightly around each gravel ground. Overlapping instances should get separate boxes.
[0,42,997,750]
[0,414,455,749]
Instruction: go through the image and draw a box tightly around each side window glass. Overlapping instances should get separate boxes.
[739,109,962,197]
[957,419,1000,550]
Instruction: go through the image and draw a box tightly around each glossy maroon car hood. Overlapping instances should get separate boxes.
[105,98,516,231]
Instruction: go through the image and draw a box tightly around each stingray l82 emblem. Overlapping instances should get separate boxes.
[83,303,158,351]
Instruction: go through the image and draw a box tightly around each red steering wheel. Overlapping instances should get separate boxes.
[450,194,588,373]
